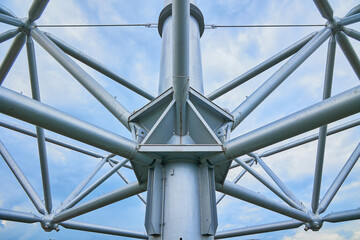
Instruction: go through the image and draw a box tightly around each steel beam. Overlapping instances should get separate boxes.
[0,119,103,158]
[323,208,360,222]
[339,13,360,26]
[60,220,148,239]
[251,154,306,212]
[345,4,360,17]
[209,85,360,165]
[0,29,19,44]
[313,0,334,21]
[215,220,303,239]
[56,157,108,213]
[336,32,360,80]
[0,209,41,223]
[62,159,129,211]
[108,160,146,204]
[0,4,17,17]
[233,158,301,210]
[44,32,155,100]
[231,28,331,129]
[0,32,26,85]
[207,32,317,100]
[31,29,131,130]
[53,182,146,223]
[317,143,360,214]
[343,28,360,41]
[173,0,190,136]
[0,86,154,165]
[26,35,52,213]
[259,118,360,158]
[216,181,312,222]
[28,0,50,23]
[0,140,46,214]
[311,36,336,213]
[0,13,23,27]
[217,159,254,204]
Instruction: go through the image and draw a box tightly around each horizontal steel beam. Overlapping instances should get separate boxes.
[60,220,148,239]
[323,208,360,223]
[31,29,131,130]
[53,182,146,223]
[209,85,360,165]
[44,32,155,100]
[216,181,311,222]
[206,32,317,100]
[0,86,154,165]
[215,220,303,239]
[0,209,41,223]
[28,0,50,23]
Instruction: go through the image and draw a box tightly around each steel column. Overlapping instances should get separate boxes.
[0,140,46,214]
[31,29,131,130]
[53,181,146,223]
[311,36,336,212]
[335,32,360,80]
[313,0,334,21]
[231,28,331,130]
[207,32,317,100]
[317,143,360,214]
[209,85,360,165]
[26,35,52,213]
[0,86,154,165]
[44,32,155,100]
[172,0,190,136]
[60,220,148,239]
[345,4,360,17]
[0,32,26,84]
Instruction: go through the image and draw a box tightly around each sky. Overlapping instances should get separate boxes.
[0,0,359,239]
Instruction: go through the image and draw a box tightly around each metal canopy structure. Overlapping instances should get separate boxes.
[0,0,359,239]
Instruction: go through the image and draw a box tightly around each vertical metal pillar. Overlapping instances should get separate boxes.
[145,1,216,239]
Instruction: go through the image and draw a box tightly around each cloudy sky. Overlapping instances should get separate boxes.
[0,0,359,239]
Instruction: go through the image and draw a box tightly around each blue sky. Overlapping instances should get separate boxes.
[0,0,359,239]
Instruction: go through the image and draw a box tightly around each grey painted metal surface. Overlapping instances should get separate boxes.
[31,29,132,130]
[60,220,148,239]
[44,32,155,100]
[0,140,46,214]
[215,220,303,239]
[0,0,359,239]
[0,32,25,84]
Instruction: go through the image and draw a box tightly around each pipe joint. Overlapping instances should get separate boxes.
[304,214,323,231]
[41,214,60,232]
